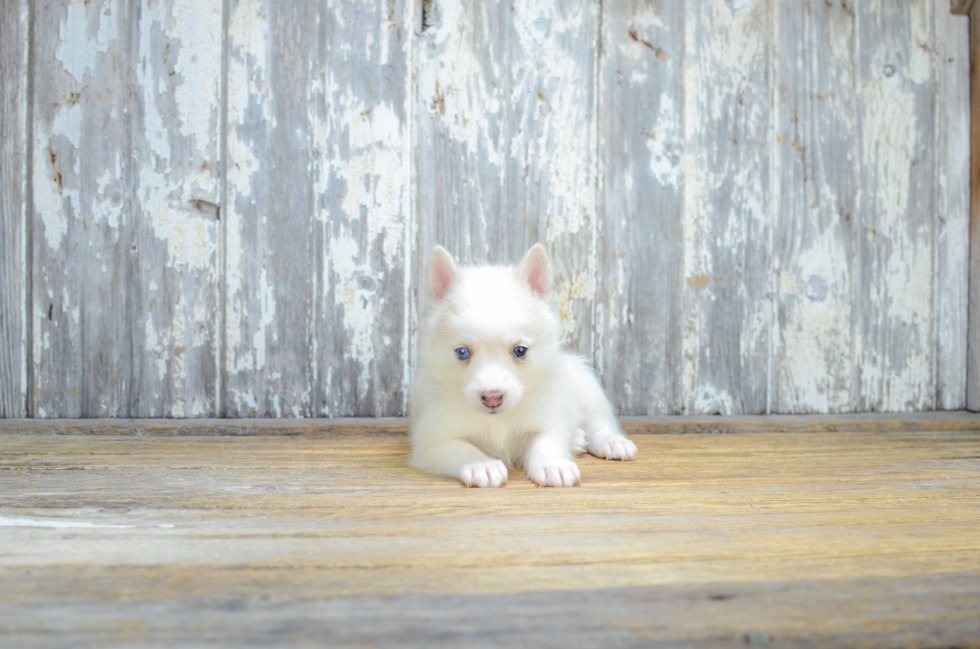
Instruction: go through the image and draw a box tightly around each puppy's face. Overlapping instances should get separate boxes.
[424,244,559,416]
[447,329,531,415]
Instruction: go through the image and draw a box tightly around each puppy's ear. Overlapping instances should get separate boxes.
[426,246,458,304]
[519,243,551,297]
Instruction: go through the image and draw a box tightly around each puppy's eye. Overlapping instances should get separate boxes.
[513,346,528,358]
[455,347,470,360]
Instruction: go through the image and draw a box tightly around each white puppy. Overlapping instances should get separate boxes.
[409,244,638,488]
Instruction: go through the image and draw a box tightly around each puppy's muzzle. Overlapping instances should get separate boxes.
[480,391,505,410]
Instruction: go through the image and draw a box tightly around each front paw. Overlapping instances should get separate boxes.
[459,459,509,488]
[526,458,581,487]
[588,432,638,461]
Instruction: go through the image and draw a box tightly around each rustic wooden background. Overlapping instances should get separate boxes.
[0,0,972,418]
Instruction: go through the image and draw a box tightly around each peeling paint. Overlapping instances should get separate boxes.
[170,0,221,147]
[417,0,597,357]
[644,95,682,187]
[334,91,405,264]
[57,2,117,84]
[328,232,376,374]
[555,268,593,340]
[857,4,934,411]
[14,0,970,418]
[934,3,971,409]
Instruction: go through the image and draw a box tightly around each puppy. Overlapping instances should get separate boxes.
[409,244,638,488]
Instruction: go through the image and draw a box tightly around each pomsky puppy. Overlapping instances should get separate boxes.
[409,244,638,488]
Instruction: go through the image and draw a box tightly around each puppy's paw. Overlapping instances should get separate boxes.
[588,432,638,461]
[526,458,581,488]
[570,427,588,456]
[459,459,509,488]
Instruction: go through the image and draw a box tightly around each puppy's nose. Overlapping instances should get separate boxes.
[481,391,505,409]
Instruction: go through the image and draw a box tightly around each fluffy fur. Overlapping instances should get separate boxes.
[409,244,638,488]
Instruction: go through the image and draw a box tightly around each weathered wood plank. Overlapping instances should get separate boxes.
[131,0,222,416]
[2,574,979,648]
[774,0,948,413]
[6,0,975,420]
[936,5,971,409]
[314,0,413,417]
[969,3,980,411]
[32,0,135,417]
[1,411,979,436]
[225,0,412,417]
[597,0,770,415]
[0,0,28,418]
[679,0,771,414]
[223,0,319,417]
[415,0,598,356]
[856,1,938,412]
[31,0,221,417]
[596,0,684,414]
[1,430,979,646]
[772,0,861,413]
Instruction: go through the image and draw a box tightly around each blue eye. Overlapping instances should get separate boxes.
[455,347,470,360]
[513,346,528,358]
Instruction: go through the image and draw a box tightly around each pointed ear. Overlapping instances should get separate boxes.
[519,243,551,297]
[426,246,458,304]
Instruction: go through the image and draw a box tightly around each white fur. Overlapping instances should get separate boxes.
[409,244,638,488]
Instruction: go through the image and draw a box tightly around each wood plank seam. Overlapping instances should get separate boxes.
[936,0,972,409]
[767,0,777,415]
[1,412,978,437]
[217,0,231,417]
[590,0,602,380]
[970,1,980,411]
[936,0,944,409]
[24,0,33,419]
[402,0,418,416]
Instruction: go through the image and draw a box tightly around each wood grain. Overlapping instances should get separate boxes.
[314,0,413,417]
[415,0,599,356]
[856,1,938,411]
[0,0,28,418]
[223,0,319,417]
[0,411,978,436]
[679,0,772,415]
[31,0,222,417]
[773,0,961,413]
[2,425,979,646]
[224,0,412,418]
[32,0,135,417]
[772,0,861,413]
[3,0,977,418]
[970,2,980,411]
[131,0,223,417]
[936,4,971,409]
[596,0,685,414]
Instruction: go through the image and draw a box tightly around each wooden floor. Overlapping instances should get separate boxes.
[2,415,980,648]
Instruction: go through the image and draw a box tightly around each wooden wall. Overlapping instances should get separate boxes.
[0,0,972,418]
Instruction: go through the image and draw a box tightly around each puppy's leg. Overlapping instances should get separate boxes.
[585,400,638,461]
[587,429,638,461]
[575,369,638,461]
[525,433,580,488]
[411,440,508,488]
